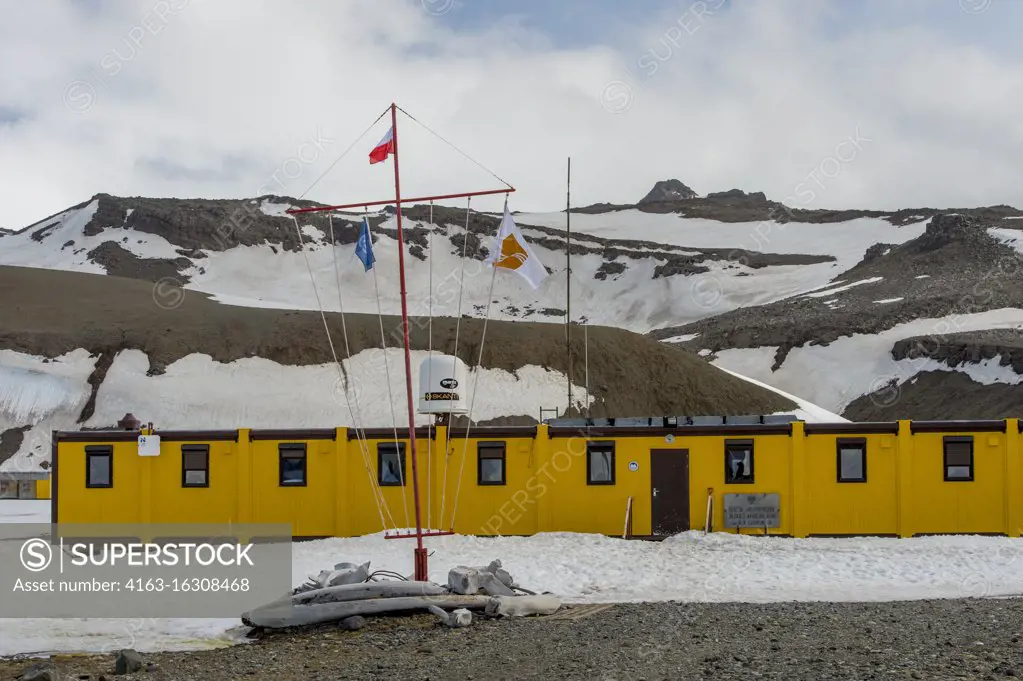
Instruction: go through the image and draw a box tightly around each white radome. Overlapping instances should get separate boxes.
[418,354,469,415]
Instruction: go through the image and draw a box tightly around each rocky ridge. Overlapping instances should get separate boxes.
[654,214,1023,365]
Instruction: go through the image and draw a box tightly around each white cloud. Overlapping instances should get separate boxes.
[1,0,1022,230]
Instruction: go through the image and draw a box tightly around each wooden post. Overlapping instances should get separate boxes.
[704,487,714,533]
[622,496,633,539]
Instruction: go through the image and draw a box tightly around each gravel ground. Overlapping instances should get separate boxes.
[4,599,1022,681]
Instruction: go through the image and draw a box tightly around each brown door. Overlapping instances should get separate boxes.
[650,449,690,536]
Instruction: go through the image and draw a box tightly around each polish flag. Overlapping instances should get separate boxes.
[369,126,394,164]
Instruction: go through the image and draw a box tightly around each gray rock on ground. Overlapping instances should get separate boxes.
[114,649,144,675]
[18,663,56,681]
[339,615,367,631]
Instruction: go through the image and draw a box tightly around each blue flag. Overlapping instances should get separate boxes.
[355,218,375,272]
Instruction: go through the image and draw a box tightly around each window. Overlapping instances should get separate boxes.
[837,439,867,483]
[86,446,113,488]
[724,440,754,484]
[944,437,973,482]
[586,442,615,485]
[477,442,506,485]
[278,444,307,486]
[378,443,406,486]
[181,445,209,488]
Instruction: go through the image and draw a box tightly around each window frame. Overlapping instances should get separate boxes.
[85,445,113,489]
[943,436,974,482]
[836,438,867,483]
[181,445,210,488]
[586,441,616,486]
[724,439,755,485]
[278,443,308,487]
[477,441,507,486]
[377,442,407,487]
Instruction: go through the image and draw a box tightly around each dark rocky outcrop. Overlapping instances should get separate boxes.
[891,330,1023,373]
[86,242,192,283]
[706,189,768,202]
[0,425,32,467]
[30,221,61,242]
[845,370,1023,421]
[595,260,627,281]
[653,258,711,279]
[859,242,897,265]
[639,179,698,204]
[83,193,128,236]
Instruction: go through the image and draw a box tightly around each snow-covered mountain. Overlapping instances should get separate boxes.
[654,213,1023,420]
[3,185,1021,472]
[0,191,942,333]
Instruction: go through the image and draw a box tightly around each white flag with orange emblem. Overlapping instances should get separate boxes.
[486,201,548,289]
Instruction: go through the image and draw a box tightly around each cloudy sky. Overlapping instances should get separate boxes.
[1,0,1021,229]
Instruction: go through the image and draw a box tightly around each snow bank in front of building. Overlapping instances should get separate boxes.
[2,500,1020,655]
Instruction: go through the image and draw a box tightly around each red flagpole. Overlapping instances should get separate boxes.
[389,103,429,582]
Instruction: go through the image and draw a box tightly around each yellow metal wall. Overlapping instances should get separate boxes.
[148,440,238,525]
[907,430,1007,535]
[36,478,50,499]
[804,433,899,535]
[53,422,1023,538]
[542,433,651,535]
[441,434,542,536]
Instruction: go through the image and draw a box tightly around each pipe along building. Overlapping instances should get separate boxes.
[48,358,1023,538]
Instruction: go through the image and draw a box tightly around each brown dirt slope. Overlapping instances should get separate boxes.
[0,265,794,418]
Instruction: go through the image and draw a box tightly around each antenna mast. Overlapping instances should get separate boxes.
[566,157,572,414]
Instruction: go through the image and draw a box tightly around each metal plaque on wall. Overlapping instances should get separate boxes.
[723,493,781,528]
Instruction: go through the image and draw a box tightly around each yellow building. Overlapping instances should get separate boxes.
[49,418,1023,538]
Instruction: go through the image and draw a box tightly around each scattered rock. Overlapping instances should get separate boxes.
[339,616,366,631]
[114,649,144,675]
[18,663,56,681]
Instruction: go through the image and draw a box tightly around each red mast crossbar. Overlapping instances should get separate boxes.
[384,529,456,540]
[285,187,515,215]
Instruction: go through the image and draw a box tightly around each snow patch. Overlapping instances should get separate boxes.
[894,355,1023,386]
[803,277,884,299]
[988,227,1023,256]
[85,349,591,432]
[0,199,189,273]
[713,309,1023,412]
[660,333,700,343]
[874,297,904,304]
[716,366,847,423]
[258,200,296,217]
[0,350,95,424]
